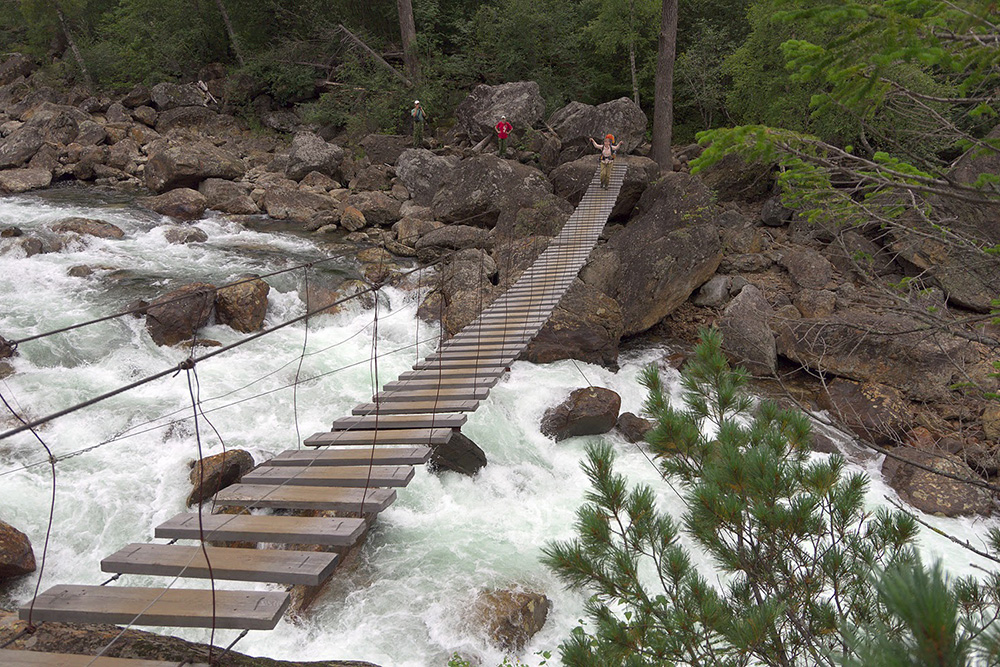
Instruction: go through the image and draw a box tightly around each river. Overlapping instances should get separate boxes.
[0,185,996,666]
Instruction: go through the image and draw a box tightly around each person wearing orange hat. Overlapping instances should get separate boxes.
[590,133,621,188]
[495,115,513,158]
[411,100,426,146]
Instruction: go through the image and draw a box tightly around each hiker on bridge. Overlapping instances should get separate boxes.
[411,100,426,147]
[590,134,621,189]
[495,115,513,158]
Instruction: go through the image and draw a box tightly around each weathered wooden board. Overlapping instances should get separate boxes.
[20,585,290,630]
[268,446,432,467]
[101,544,338,586]
[352,399,480,415]
[329,413,467,430]
[214,484,396,513]
[244,464,414,488]
[303,427,452,447]
[154,512,366,546]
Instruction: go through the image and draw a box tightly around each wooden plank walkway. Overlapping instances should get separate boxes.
[18,163,625,637]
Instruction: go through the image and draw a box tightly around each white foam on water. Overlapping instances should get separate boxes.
[2,187,998,667]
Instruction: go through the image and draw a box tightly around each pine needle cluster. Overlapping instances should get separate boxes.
[543,328,1000,666]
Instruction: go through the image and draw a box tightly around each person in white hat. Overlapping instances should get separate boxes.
[411,100,426,146]
[495,114,513,158]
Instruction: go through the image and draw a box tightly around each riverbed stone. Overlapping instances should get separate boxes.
[162,225,208,244]
[0,167,51,193]
[882,449,993,517]
[199,178,258,215]
[140,188,208,221]
[150,82,205,110]
[473,589,551,653]
[719,284,777,375]
[285,131,344,182]
[187,449,255,506]
[145,141,245,193]
[50,217,125,239]
[145,283,216,346]
[541,386,621,441]
[817,379,912,447]
[429,431,487,476]
[616,412,654,443]
[215,276,270,332]
[0,520,35,579]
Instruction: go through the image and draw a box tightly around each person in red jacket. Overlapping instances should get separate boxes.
[495,115,513,158]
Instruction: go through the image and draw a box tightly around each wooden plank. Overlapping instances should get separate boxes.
[0,649,210,667]
[413,357,513,370]
[269,446,431,466]
[214,484,396,513]
[20,585,289,630]
[441,337,531,348]
[303,427,452,447]
[243,464,414,488]
[397,367,506,380]
[155,512,366,546]
[101,543,338,586]
[373,387,489,402]
[353,400,480,415]
[424,349,518,362]
[330,413,466,430]
[382,376,497,390]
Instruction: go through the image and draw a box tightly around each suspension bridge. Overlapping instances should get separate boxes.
[2,162,626,666]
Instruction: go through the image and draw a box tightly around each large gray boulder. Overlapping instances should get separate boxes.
[0,53,35,87]
[718,285,777,375]
[145,283,216,346]
[150,82,205,110]
[145,141,244,193]
[0,167,51,193]
[549,154,659,220]
[473,589,551,653]
[359,133,408,165]
[604,173,724,336]
[0,103,88,168]
[51,217,124,239]
[395,149,460,206]
[285,132,344,182]
[215,276,270,332]
[547,97,647,162]
[345,190,402,227]
[262,187,338,224]
[140,188,208,221]
[817,379,912,447]
[541,386,621,441]
[414,225,491,263]
[429,431,487,476]
[187,449,254,506]
[154,106,218,134]
[883,449,993,517]
[0,520,35,579]
[521,280,624,368]
[426,248,497,333]
[431,155,553,227]
[198,178,258,215]
[454,81,546,142]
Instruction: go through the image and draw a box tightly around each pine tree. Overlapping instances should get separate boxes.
[543,328,1000,666]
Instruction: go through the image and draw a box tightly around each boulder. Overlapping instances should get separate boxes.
[697,152,775,202]
[429,431,487,476]
[547,97,647,162]
[718,285,777,375]
[395,148,461,206]
[549,154,660,220]
[140,188,208,221]
[285,132,344,182]
[0,167,51,193]
[350,164,393,191]
[780,248,836,289]
[616,412,654,443]
[492,194,573,240]
[760,195,793,226]
[393,216,442,246]
[0,520,35,579]
[0,53,35,87]
[473,589,551,653]
[145,141,244,193]
[454,81,546,142]
[431,155,553,227]
[433,249,498,334]
[346,190,401,227]
[775,311,974,401]
[262,187,337,224]
[985,403,1000,441]
[150,82,205,110]
[154,106,218,134]
[882,449,993,517]
[162,225,208,244]
[0,121,44,168]
[187,449,254,506]
[358,133,408,165]
[605,173,724,335]
[817,379,912,447]
[198,178,258,215]
[299,171,339,191]
[107,137,141,173]
[121,84,152,108]
[145,283,216,346]
[75,120,107,146]
[132,105,157,127]
[793,289,836,319]
[414,224,491,263]
[339,205,366,232]
[521,280,623,368]
[105,102,130,123]
[51,217,125,239]
[215,276,270,332]
[541,386,621,441]
[692,274,732,308]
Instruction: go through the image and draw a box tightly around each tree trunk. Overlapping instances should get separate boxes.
[650,0,678,172]
[213,0,245,67]
[628,0,639,106]
[54,2,93,92]
[397,0,421,85]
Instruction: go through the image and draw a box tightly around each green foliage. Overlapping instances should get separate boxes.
[544,328,1000,666]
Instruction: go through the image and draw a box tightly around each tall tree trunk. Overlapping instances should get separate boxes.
[214,0,245,67]
[54,2,93,92]
[628,0,639,106]
[650,0,678,172]
[397,0,421,85]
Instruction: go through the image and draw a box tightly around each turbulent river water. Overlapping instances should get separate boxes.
[0,185,997,667]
